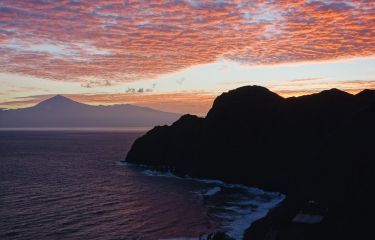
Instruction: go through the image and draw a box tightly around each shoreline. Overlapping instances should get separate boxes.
[123,164,286,240]
[123,164,350,240]
[243,197,344,240]
[243,197,298,240]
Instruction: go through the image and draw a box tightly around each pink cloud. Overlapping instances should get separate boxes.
[0,0,373,83]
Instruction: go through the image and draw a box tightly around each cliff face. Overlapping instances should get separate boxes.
[126,86,375,207]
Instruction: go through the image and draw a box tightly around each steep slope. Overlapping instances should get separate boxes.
[126,86,375,239]
[126,86,374,191]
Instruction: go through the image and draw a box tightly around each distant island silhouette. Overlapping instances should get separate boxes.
[0,95,180,128]
[126,85,374,240]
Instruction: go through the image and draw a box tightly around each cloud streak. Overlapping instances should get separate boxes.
[1,79,374,115]
[0,0,373,83]
[0,91,216,116]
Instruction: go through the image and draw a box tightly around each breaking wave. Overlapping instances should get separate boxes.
[141,169,285,239]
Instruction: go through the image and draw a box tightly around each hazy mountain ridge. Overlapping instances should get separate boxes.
[0,95,180,127]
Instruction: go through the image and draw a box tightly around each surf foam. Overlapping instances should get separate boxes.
[126,167,285,239]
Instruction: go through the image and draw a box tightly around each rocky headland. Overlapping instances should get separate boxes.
[126,86,375,239]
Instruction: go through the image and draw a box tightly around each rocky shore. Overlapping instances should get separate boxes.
[126,86,375,239]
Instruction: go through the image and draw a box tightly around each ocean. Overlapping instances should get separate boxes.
[0,130,284,240]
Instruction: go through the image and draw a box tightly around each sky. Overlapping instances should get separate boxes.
[0,0,374,115]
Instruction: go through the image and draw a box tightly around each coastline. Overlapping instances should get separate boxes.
[124,86,375,240]
[243,197,346,240]
[243,197,298,240]
[123,163,286,240]
[125,164,339,240]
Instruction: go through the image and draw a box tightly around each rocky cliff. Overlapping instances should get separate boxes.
[126,86,375,239]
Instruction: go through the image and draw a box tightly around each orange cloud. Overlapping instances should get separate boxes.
[269,80,375,97]
[0,1,373,83]
[1,80,373,115]
[0,92,216,116]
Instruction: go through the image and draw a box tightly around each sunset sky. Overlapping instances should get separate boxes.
[0,0,374,115]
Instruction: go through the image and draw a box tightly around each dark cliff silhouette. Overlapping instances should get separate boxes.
[0,95,180,128]
[126,86,375,240]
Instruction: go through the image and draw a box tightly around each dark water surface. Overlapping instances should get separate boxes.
[0,131,283,240]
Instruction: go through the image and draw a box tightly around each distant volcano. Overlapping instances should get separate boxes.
[0,95,180,128]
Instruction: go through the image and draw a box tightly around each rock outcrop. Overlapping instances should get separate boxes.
[126,86,375,239]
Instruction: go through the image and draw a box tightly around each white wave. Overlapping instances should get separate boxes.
[143,169,178,178]
[222,194,285,239]
[203,186,222,196]
[191,177,226,185]
[141,170,258,192]
[116,161,127,166]
[117,161,152,168]
[139,168,285,240]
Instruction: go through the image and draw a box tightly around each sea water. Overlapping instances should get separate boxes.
[0,130,284,240]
